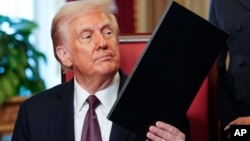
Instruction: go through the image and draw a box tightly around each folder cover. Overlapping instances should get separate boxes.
[108,1,229,138]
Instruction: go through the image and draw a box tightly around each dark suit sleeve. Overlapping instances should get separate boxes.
[208,0,227,73]
[180,116,191,141]
[208,0,217,25]
[11,102,29,141]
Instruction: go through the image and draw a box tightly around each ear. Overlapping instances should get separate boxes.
[56,46,73,67]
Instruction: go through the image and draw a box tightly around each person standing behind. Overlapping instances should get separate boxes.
[209,0,250,140]
[11,0,191,141]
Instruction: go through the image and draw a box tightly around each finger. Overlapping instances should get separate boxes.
[147,130,169,141]
[224,125,230,131]
[147,125,185,141]
[149,125,180,141]
[224,119,239,131]
[224,122,235,131]
[149,125,169,137]
[156,121,179,135]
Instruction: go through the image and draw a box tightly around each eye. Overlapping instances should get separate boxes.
[83,35,91,39]
[103,29,113,38]
[79,33,92,43]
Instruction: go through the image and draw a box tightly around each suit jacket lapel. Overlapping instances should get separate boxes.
[51,79,75,141]
[109,123,131,141]
[237,0,250,11]
[49,71,132,141]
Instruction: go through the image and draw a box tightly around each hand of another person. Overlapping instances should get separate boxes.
[146,121,185,141]
[224,116,250,131]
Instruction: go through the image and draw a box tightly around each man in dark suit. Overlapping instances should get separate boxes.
[11,0,190,141]
[209,0,250,140]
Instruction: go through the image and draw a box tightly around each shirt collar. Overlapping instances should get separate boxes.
[74,72,120,113]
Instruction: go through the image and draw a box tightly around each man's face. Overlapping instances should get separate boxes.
[67,11,120,78]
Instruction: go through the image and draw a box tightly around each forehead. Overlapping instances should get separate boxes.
[74,11,111,25]
[69,11,116,35]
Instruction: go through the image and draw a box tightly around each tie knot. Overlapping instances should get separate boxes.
[86,95,100,109]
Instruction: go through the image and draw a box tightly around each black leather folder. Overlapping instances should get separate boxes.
[108,1,229,138]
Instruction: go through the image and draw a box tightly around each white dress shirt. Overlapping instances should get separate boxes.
[74,72,120,141]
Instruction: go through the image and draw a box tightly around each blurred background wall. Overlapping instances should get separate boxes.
[134,0,210,33]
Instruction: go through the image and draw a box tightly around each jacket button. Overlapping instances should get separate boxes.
[239,60,245,67]
[235,25,243,32]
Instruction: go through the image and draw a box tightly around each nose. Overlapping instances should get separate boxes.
[95,33,107,50]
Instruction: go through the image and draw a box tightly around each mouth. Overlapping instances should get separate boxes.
[95,54,113,61]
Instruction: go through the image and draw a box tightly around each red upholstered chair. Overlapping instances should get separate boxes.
[62,35,219,141]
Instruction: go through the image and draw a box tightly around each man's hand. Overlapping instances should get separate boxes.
[224,116,250,131]
[146,121,185,141]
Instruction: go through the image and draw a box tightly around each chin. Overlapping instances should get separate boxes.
[100,66,118,75]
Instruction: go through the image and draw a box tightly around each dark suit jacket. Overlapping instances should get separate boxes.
[11,71,190,141]
[209,0,250,140]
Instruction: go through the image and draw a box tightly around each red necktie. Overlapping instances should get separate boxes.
[81,95,102,141]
